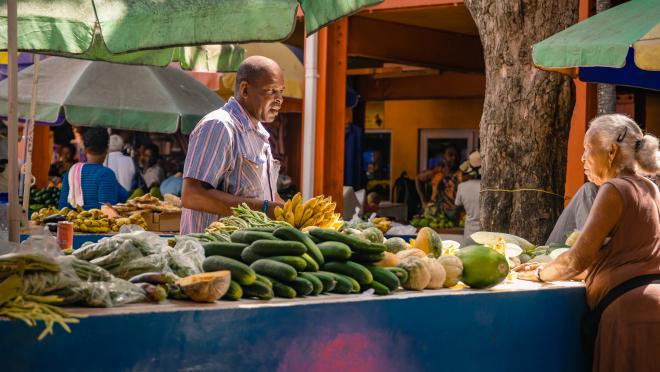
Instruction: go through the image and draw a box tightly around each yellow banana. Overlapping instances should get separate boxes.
[283,200,292,215]
[303,197,318,211]
[285,211,295,225]
[293,204,305,226]
[274,207,284,221]
[323,202,336,214]
[291,193,302,209]
[299,208,314,226]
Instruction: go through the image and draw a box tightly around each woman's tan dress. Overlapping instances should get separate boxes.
[585,175,660,372]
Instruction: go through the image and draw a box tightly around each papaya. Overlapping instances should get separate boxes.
[415,227,443,257]
[456,245,509,289]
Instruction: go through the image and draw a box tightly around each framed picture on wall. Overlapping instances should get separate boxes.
[418,129,479,172]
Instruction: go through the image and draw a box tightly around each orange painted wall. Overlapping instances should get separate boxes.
[646,93,660,136]
[381,98,483,184]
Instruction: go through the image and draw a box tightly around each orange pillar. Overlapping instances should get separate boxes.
[314,20,348,212]
[32,125,52,188]
[565,0,597,203]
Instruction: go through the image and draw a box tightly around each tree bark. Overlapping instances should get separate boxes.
[465,0,578,244]
[596,0,616,115]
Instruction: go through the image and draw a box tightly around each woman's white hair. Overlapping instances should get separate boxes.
[108,134,124,153]
[588,114,660,176]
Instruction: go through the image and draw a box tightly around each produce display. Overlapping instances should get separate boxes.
[110,193,181,216]
[31,207,148,232]
[274,193,343,230]
[21,186,61,211]
[410,205,464,229]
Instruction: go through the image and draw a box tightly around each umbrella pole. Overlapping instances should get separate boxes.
[7,0,19,242]
[21,56,40,216]
[302,33,318,201]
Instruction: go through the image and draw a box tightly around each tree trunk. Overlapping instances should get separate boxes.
[596,0,616,115]
[465,0,578,244]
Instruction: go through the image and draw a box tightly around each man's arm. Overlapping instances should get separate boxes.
[415,170,433,205]
[181,178,282,218]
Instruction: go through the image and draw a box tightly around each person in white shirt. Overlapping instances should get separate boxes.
[104,134,136,192]
[455,151,482,245]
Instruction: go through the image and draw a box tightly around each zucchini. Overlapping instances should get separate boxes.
[202,256,256,285]
[287,277,314,296]
[351,252,386,264]
[323,261,373,285]
[267,256,307,271]
[273,227,325,265]
[309,228,384,254]
[301,253,319,272]
[202,242,248,260]
[222,280,243,301]
[244,226,279,233]
[256,274,273,288]
[317,241,352,261]
[367,266,400,291]
[309,271,337,292]
[241,246,265,264]
[230,230,279,244]
[367,280,391,295]
[250,240,307,256]
[250,259,297,282]
[268,277,297,298]
[328,273,354,294]
[300,272,323,295]
[385,267,408,284]
[242,281,274,300]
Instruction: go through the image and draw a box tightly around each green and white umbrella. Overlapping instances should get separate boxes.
[0,57,225,134]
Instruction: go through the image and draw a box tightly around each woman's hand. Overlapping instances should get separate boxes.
[512,262,542,282]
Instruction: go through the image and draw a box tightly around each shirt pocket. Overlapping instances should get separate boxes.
[238,154,265,198]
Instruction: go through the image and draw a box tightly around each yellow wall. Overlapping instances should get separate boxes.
[379,99,483,183]
[646,93,660,136]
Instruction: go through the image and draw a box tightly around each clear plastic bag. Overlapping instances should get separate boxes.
[167,238,205,277]
[109,253,170,280]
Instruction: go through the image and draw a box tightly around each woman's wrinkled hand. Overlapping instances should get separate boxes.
[512,262,542,282]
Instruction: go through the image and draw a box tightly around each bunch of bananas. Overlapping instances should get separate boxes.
[30,207,61,224]
[274,193,343,230]
[68,209,112,233]
[110,213,148,232]
[372,217,392,234]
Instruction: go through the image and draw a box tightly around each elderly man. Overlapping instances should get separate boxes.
[180,56,285,233]
[104,134,136,192]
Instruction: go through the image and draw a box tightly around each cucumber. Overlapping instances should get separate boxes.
[367,266,400,291]
[309,235,322,244]
[250,259,297,282]
[351,252,386,264]
[241,246,265,264]
[328,273,354,294]
[367,280,391,295]
[317,241,352,261]
[385,267,408,284]
[267,256,307,271]
[287,277,314,296]
[300,272,323,295]
[222,280,243,301]
[202,242,248,260]
[309,271,337,292]
[250,240,307,256]
[256,274,273,288]
[273,227,325,265]
[202,256,256,285]
[268,277,297,298]
[244,226,279,233]
[230,230,279,244]
[309,228,384,254]
[242,281,274,300]
[323,261,373,285]
[301,253,319,272]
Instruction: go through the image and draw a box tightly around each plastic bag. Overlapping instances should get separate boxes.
[18,229,60,257]
[90,239,144,269]
[167,238,204,277]
[385,223,417,236]
[109,253,170,280]
[78,279,147,307]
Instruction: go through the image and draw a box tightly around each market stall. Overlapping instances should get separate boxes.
[2,282,588,372]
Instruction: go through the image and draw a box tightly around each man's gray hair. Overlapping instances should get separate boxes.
[108,134,124,153]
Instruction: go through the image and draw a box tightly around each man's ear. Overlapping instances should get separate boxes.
[239,81,249,98]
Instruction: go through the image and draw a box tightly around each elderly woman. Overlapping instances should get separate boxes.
[515,114,660,371]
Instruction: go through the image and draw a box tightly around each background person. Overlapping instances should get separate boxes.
[58,127,127,210]
[455,151,481,245]
[104,134,135,192]
[48,143,76,182]
[514,114,660,371]
[139,144,165,189]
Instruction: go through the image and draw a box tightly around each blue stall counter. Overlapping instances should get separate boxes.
[1,280,588,372]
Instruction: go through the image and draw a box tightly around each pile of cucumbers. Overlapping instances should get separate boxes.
[200,227,406,300]
[23,187,61,211]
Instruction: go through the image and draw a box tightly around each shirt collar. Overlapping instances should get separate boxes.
[225,97,270,140]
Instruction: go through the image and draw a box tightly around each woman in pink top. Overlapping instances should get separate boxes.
[516,114,660,371]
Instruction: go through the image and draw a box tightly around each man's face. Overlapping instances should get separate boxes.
[443,147,458,168]
[60,147,72,162]
[240,68,285,123]
[141,149,156,167]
